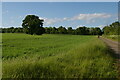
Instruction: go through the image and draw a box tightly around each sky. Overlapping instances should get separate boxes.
[0,2,1,27]
[1,0,119,2]
[2,2,118,29]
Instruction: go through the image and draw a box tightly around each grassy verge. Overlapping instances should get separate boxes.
[102,35,120,42]
[2,33,118,78]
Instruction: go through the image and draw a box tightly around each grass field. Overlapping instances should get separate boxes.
[102,35,120,42]
[2,33,118,78]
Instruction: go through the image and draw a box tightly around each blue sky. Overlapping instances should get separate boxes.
[0,2,2,27]
[2,2,118,28]
[1,0,119,2]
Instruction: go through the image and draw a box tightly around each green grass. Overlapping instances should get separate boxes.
[2,33,118,78]
[102,35,120,42]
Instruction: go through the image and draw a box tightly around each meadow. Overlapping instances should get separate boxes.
[2,33,118,78]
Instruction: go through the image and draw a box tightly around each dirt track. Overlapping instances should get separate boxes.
[99,36,120,59]
[99,36,120,78]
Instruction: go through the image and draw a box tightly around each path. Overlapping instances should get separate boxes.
[99,36,120,60]
[99,36,120,78]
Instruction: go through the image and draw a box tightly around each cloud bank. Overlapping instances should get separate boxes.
[39,13,111,26]
[71,13,111,20]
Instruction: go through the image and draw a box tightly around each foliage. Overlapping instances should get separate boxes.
[22,15,45,35]
[57,26,67,34]
[102,35,120,42]
[44,26,102,35]
[102,21,120,35]
[75,26,89,35]
[2,27,23,33]
[1,26,102,35]
[67,27,74,34]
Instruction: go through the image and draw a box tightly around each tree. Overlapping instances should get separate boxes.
[102,26,110,35]
[76,26,89,35]
[102,21,120,35]
[22,15,44,35]
[45,27,51,34]
[58,26,67,34]
[67,27,73,34]
[94,27,102,35]
[51,27,58,34]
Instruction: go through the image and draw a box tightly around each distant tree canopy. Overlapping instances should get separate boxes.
[102,21,120,35]
[1,26,102,35]
[22,15,45,35]
[2,27,23,33]
[2,21,120,36]
[44,26,102,35]
[67,27,73,34]
[75,26,89,35]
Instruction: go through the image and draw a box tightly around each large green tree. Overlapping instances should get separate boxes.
[103,21,120,35]
[76,26,89,35]
[58,26,67,34]
[22,15,45,35]
[67,27,73,34]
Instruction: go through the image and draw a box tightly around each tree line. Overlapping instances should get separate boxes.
[44,26,102,35]
[1,15,119,35]
[102,21,120,35]
[1,26,102,35]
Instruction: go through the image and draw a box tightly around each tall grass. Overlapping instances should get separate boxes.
[2,33,118,78]
[102,35,120,42]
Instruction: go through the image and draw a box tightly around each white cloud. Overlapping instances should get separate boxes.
[39,17,68,25]
[39,13,111,26]
[63,17,68,20]
[71,13,111,21]
[44,18,62,25]
[98,25,105,29]
[76,25,85,28]
[39,17,44,20]
[70,13,111,24]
